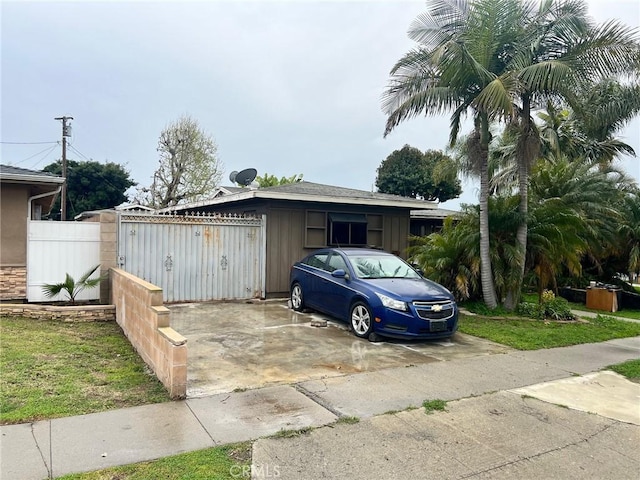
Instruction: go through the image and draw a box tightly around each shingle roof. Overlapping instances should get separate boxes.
[411,208,460,219]
[257,181,413,202]
[0,164,64,184]
[0,164,60,178]
[160,180,437,213]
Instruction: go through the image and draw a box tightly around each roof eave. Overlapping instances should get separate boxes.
[1,173,65,185]
[161,189,437,212]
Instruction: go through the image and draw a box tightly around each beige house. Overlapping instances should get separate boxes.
[0,165,64,301]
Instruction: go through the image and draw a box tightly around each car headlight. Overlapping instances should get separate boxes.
[375,293,407,311]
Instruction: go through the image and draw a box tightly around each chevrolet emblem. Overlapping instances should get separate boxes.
[432,304,443,312]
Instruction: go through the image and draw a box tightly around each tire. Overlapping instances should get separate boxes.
[290,282,304,312]
[350,301,373,338]
[368,332,382,343]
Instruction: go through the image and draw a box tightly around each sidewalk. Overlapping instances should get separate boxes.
[2,337,639,480]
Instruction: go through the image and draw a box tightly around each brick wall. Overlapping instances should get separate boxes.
[0,303,115,321]
[0,266,27,301]
[110,267,187,399]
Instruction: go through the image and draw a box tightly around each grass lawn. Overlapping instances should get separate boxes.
[56,442,252,480]
[0,316,170,425]
[458,313,640,350]
[607,358,640,382]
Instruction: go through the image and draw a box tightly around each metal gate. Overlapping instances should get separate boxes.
[27,220,101,302]
[118,212,266,302]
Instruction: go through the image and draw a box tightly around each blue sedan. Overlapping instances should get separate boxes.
[289,248,458,341]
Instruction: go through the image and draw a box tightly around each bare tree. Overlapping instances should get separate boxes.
[140,115,223,208]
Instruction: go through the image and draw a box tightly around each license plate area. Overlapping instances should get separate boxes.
[429,320,447,332]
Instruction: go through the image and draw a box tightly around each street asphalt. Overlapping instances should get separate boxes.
[1,337,638,480]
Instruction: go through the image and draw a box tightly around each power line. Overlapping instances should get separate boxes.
[0,141,58,145]
[67,144,92,162]
[14,144,59,166]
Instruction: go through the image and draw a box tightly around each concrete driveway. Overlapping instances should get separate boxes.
[169,300,512,398]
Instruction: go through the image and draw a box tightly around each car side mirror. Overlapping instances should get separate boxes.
[332,269,349,280]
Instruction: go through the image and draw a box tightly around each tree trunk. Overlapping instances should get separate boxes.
[478,115,498,309]
[505,95,535,311]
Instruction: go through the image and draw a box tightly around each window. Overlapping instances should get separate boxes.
[327,253,348,272]
[302,253,328,270]
[305,210,371,248]
[328,213,367,247]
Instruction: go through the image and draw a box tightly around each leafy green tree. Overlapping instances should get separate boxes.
[255,173,303,187]
[43,160,135,220]
[138,115,223,208]
[376,145,461,202]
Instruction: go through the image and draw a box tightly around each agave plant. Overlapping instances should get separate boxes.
[42,265,104,304]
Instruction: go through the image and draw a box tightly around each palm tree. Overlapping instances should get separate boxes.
[527,156,633,292]
[408,213,480,300]
[619,189,640,283]
[42,265,104,305]
[383,0,526,308]
[383,0,639,308]
[492,1,640,309]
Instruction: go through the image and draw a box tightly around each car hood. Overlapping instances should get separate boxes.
[366,278,454,302]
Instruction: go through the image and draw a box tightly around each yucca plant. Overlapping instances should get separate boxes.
[42,265,104,305]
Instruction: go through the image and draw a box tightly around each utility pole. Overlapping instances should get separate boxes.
[54,115,73,221]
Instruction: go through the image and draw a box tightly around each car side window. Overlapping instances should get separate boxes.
[327,253,348,273]
[303,254,328,270]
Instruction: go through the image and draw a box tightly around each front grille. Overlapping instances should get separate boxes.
[413,301,455,321]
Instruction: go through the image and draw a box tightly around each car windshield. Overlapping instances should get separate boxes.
[349,254,421,279]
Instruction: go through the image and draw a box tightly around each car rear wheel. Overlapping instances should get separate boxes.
[290,283,304,311]
[350,301,373,338]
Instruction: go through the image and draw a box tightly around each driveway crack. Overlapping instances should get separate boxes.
[31,421,53,479]
[294,383,343,418]
[459,423,617,479]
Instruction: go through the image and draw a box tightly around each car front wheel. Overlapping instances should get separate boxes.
[290,283,304,311]
[350,301,373,338]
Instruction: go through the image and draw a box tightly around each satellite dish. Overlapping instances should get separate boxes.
[234,168,258,186]
[229,171,239,183]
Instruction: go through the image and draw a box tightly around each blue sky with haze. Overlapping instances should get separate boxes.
[2,0,638,210]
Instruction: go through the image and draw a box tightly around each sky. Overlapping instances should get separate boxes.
[2,0,639,210]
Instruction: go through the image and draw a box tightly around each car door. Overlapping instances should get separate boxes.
[322,252,353,319]
[300,252,329,310]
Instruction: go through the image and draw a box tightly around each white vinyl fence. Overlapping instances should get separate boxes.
[27,220,101,302]
[118,212,266,302]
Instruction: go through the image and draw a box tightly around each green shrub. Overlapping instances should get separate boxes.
[542,297,576,321]
[517,292,576,321]
[517,302,541,319]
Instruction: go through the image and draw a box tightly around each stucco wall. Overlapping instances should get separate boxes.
[1,184,28,265]
[98,211,118,303]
